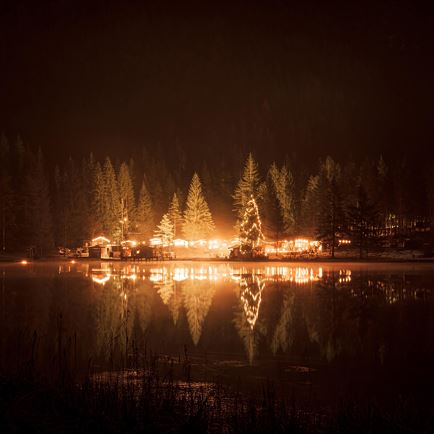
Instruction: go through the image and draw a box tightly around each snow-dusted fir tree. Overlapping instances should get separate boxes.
[168,192,183,238]
[117,162,136,234]
[26,148,54,251]
[155,213,174,246]
[233,153,263,220]
[136,180,154,239]
[240,195,264,256]
[183,173,215,240]
[264,163,295,241]
[92,161,105,235]
[316,156,345,258]
[267,163,295,235]
[300,174,320,237]
[102,157,122,240]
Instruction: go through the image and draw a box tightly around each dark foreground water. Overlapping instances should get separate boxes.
[1,260,434,417]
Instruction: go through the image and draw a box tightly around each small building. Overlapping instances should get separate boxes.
[89,236,111,259]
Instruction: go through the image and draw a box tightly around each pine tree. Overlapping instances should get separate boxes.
[102,157,121,240]
[427,164,434,240]
[276,164,295,234]
[117,162,136,235]
[136,180,154,239]
[64,158,89,246]
[10,135,27,248]
[375,155,390,236]
[233,153,264,220]
[263,163,295,242]
[155,213,174,246]
[347,183,379,258]
[168,193,183,238]
[0,133,14,251]
[53,165,66,246]
[240,196,264,257]
[263,167,284,242]
[81,154,95,238]
[316,157,345,258]
[92,161,105,236]
[183,173,215,241]
[25,148,54,252]
[300,175,320,237]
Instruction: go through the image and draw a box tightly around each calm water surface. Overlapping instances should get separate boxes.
[1,260,433,405]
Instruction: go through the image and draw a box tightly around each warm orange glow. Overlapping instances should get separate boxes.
[92,275,111,285]
[173,238,188,247]
[150,237,162,246]
[91,236,110,245]
[86,264,348,287]
[264,238,321,255]
[20,260,28,265]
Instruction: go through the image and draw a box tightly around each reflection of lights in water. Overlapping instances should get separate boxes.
[367,279,426,304]
[338,270,352,284]
[240,275,265,329]
[173,268,188,281]
[92,275,111,285]
[87,264,351,288]
[262,266,323,284]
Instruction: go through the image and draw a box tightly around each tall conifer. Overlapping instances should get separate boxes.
[118,162,136,235]
[183,173,215,241]
[168,193,183,238]
[136,180,154,239]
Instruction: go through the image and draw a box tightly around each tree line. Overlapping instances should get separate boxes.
[0,133,433,257]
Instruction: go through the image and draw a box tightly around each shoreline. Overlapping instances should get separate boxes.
[1,254,433,264]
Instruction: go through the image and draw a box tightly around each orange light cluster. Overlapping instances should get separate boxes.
[264,239,321,255]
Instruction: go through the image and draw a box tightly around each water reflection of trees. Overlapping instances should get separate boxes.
[156,281,182,325]
[154,272,216,346]
[87,263,432,368]
[182,280,216,346]
[233,273,266,364]
[271,288,295,355]
[94,276,153,367]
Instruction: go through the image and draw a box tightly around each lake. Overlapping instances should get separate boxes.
[1,260,433,413]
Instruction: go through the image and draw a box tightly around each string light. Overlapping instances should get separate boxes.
[240,196,264,255]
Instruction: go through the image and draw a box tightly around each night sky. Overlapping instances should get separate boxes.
[1,0,433,166]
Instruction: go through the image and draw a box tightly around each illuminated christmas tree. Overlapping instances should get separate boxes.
[239,195,264,256]
[233,153,263,220]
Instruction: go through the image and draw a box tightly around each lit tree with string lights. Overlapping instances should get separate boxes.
[239,195,264,257]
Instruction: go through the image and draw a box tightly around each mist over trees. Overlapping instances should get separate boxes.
[0,133,433,257]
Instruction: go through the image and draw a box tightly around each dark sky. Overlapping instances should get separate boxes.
[1,0,433,166]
